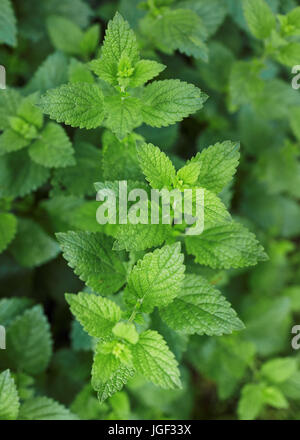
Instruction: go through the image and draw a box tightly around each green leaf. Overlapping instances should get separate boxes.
[68,200,103,233]
[0,213,17,254]
[277,371,300,400]
[243,0,276,39]
[6,306,52,375]
[79,24,101,57]
[104,95,142,139]
[129,60,166,87]
[25,52,69,95]
[178,0,227,37]
[142,79,207,127]
[238,383,265,420]
[29,122,75,168]
[89,12,139,85]
[0,89,22,131]
[262,386,288,409]
[0,297,32,327]
[185,222,268,269]
[114,222,172,252]
[142,8,207,60]
[177,162,201,186]
[276,42,300,67]
[229,60,264,112]
[112,322,139,344]
[47,15,83,55]
[57,231,127,295]
[10,218,60,268]
[184,188,231,231]
[0,150,50,199]
[160,274,244,336]
[158,8,207,59]
[137,143,176,190]
[124,243,185,313]
[40,83,105,129]
[92,344,135,402]
[0,129,30,155]
[44,0,92,28]
[0,0,17,46]
[0,370,19,420]
[68,59,95,84]
[283,6,300,35]
[261,358,297,383]
[188,335,256,399]
[17,94,44,129]
[188,141,240,193]
[242,296,291,357]
[101,131,144,181]
[52,142,101,197]
[19,397,78,420]
[66,292,122,339]
[131,330,181,389]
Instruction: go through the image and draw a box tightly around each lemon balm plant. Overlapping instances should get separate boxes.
[38,13,267,403]
[3,0,299,421]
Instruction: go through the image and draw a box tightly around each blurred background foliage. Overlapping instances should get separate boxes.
[0,0,300,420]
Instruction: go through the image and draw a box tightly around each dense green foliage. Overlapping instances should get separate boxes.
[0,0,300,420]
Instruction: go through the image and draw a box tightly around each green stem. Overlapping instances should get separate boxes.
[128,299,143,323]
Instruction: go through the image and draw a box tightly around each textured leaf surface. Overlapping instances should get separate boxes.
[189,141,240,193]
[124,243,185,312]
[92,345,135,402]
[0,212,17,254]
[142,80,207,127]
[6,306,52,374]
[129,60,166,87]
[177,161,201,186]
[29,122,75,168]
[0,370,19,420]
[104,96,142,139]
[57,231,127,295]
[137,143,176,189]
[160,274,244,336]
[131,330,181,389]
[66,292,121,338]
[185,222,267,269]
[40,83,105,129]
[184,188,231,231]
[90,12,139,85]
[112,322,139,344]
[114,223,172,252]
[19,397,78,420]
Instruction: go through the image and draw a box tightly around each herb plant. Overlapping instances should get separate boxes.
[0,0,300,421]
